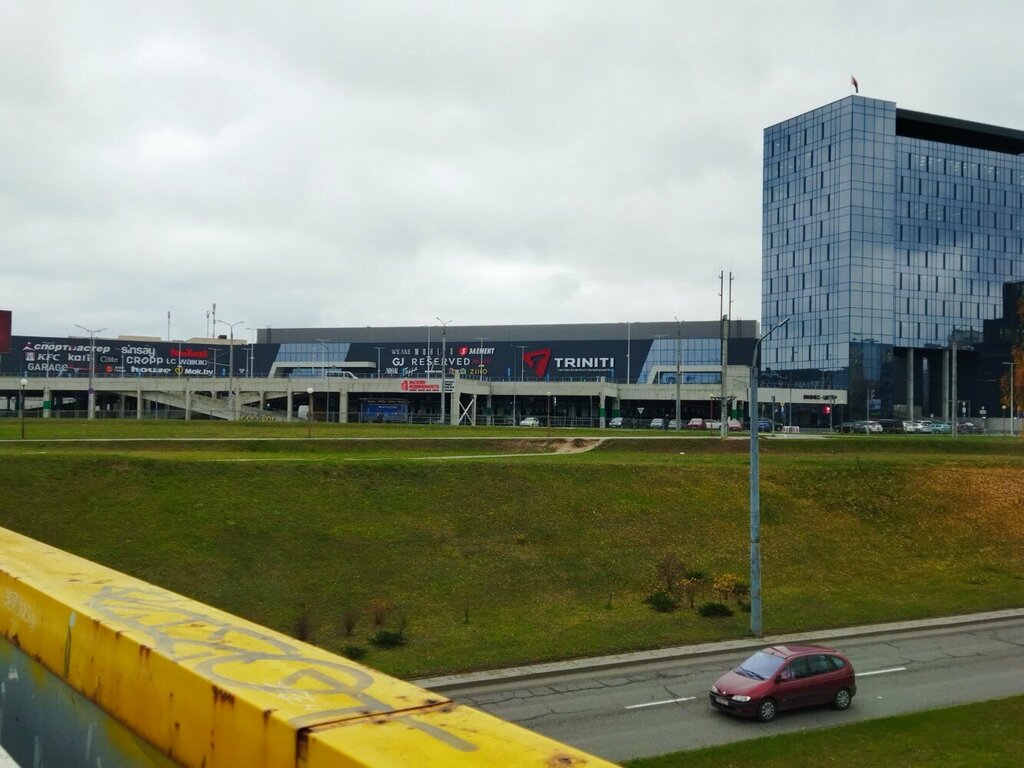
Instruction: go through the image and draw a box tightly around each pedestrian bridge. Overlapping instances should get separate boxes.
[0,526,615,767]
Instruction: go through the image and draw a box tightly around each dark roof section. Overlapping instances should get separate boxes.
[896,109,1024,155]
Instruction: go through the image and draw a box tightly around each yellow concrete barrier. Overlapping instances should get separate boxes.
[0,527,617,767]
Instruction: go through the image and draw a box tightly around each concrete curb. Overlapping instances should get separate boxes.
[413,607,1024,692]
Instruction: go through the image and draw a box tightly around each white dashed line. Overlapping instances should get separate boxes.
[625,696,696,710]
[859,666,908,677]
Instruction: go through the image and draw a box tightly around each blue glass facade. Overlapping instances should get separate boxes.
[763,96,1024,417]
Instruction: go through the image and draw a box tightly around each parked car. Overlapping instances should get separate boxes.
[957,420,983,434]
[929,420,952,434]
[667,419,681,429]
[687,418,704,429]
[649,418,666,429]
[705,419,722,430]
[709,644,856,723]
[607,416,624,428]
[727,419,743,431]
[519,416,540,427]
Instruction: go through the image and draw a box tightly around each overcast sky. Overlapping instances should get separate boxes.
[4,1,1024,341]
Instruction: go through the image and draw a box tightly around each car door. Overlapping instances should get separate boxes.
[773,656,812,710]
[804,654,836,704]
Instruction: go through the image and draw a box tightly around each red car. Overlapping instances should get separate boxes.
[709,644,856,722]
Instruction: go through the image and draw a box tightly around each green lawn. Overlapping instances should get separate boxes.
[1,423,1023,678]
[626,696,1024,768]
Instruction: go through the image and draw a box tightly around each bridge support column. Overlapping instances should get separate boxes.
[339,389,348,423]
[599,392,606,428]
[286,390,293,422]
[185,388,192,420]
[43,386,51,418]
[136,383,143,419]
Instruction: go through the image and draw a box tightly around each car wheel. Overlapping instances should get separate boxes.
[832,688,852,710]
[756,697,777,722]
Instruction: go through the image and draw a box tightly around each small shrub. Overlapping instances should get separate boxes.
[738,598,751,613]
[698,601,735,617]
[713,573,747,602]
[645,590,679,613]
[681,569,710,609]
[370,629,407,649]
[341,609,359,637]
[655,553,685,594]
[369,598,393,626]
[291,603,315,641]
[342,645,368,661]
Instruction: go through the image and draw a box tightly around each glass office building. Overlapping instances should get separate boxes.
[763,95,1024,419]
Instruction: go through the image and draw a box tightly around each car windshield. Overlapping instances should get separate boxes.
[736,650,785,680]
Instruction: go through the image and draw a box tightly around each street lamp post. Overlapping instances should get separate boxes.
[214,319,245,420]
[546,391,552,436]
[435,318,451,424]
[514,344,528,426]
[749,317,789,638]
[674,317,682,431]
[374,347,384,378]
[20,377,27,439]
[1004,361,1016,437]
[317,339,328,378]
[74,324,107,420]
[306,386,314,437]
[477,337,487,381]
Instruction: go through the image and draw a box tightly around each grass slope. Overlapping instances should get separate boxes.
[1,427,1023,678]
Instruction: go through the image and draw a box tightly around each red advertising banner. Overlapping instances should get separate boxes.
[400,379,441,392]
[0,310,11,354]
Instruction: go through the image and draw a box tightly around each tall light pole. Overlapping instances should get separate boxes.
[74,324,107,420]
[214,319,244,420]
[546,391,552,436]
[626,321,631,383]
[674,317,682,431]
[306,386,314,437]
[750,317,789,638]
[435,318,451,424]
[20,377,27,439]
[515,344,528,425]
[477,337,488,381]
[374,346,384,378]
[426,325,432,376]
[1004,360,1016,436]
[317,339,328,378]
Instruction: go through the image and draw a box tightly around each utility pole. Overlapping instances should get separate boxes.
[750,317,789,638]
[436,318,451,424]
[720,271,733,438]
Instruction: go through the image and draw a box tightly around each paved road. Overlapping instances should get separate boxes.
[442,617,1024,763]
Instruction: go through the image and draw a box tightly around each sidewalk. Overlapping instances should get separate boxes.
[413,607,1024,692]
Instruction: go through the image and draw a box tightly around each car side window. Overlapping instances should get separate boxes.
[828,655,846,670]
[808,655,831,676]
[785,657,810,679]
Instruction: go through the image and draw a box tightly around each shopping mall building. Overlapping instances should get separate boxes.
[7,319,841,426]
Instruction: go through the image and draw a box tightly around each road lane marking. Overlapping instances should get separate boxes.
[859,666,907,677]
[625,696,696,710]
